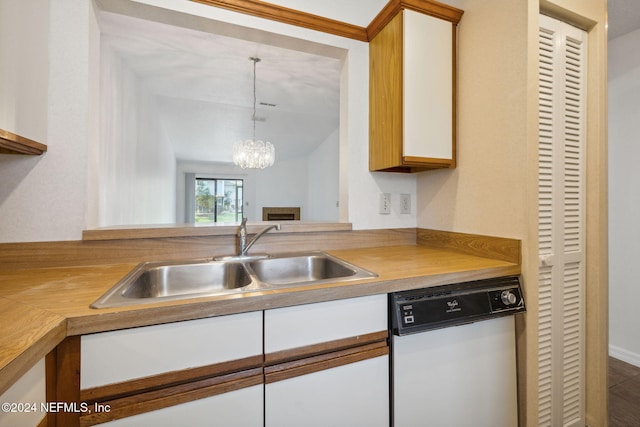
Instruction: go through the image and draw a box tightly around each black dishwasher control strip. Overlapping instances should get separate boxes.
[390,276,525,336]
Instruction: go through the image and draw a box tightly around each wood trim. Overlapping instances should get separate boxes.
[367,0,463,40]
[369,6,460,173]
[192,0,462,43]
[45,351,57,427]
[82,221,351,241]
[417,228,521,264]
[451,23,457,169]
[0,128,47,155]
[367,0,403,41]
[264,331,388,366]
[264,341,388,384]
[80,354,264,403]
[37,415,48,427]
[47,336,81,427]
[0,228,416,270]
[79,369,263,426]
[399,0,463,23]
[191,0,368,42]
[369,11,403,172]
[402,156,453,167]
[262,207,301,221]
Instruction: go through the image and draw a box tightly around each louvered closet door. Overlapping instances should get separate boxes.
[538,14,587,427]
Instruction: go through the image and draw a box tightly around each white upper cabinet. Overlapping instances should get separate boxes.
[369,6,462,172]
[403,10,453,161]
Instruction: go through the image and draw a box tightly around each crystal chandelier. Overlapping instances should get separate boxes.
[233,57,275,169]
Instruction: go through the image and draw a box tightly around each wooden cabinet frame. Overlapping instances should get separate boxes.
[264,331,389,384]
[46,331,388,426]
[369,7,461,173]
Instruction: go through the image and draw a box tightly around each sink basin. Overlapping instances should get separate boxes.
[91,260,254,308]
[91,251,377,309]
[248,253,364,285]
[121,262,252,298]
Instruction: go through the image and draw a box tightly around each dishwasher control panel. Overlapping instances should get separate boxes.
[390,276,525,336]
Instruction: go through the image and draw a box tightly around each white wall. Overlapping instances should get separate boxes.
[98,45,176,227]
[608,28,640,366]
[416,0,529,239]
[0,0,99,243]
[307,128,339,221]
[0,0,48,141]
[0,0,418,242]
[253,157,308,219]
[129,0,417,231]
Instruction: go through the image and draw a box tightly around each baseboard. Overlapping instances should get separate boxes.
[609,344,640,368]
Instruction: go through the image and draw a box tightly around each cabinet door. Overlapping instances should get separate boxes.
[79,312,263,426]
[95,384,263,427]
[0,359,45,427]
[264,294,387,353]
[81,312,262,388]
[403,10,453,162]
[369,8,458,172]
[264,295,389,427]
[265,354,388,427]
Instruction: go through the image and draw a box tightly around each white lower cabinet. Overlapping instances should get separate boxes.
[79,312,263,426]
[97,384,263,427]
[81,312,263,389]
[265,354,389,427]
[264,294,388,352]
[73,296,390,426]
[264,295,389,427]
[0,359,46,427]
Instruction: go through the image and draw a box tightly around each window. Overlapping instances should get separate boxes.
[195,178,243,223]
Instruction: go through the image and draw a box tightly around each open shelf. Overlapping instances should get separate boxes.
[0,128,47,155]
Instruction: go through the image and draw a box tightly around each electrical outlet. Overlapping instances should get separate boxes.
[400,194,411,214]
[380,193,391,214]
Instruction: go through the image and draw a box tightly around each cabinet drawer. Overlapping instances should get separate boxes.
[81,312,262,389]
[95,384,263,427]
[265,354,389,427]
[264,294,387,354]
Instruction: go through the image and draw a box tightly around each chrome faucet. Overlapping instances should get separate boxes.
[238,218,281,256]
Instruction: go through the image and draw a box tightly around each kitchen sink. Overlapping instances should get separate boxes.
[121,262,252,298]
[91,260,254,308]
[90,251,377,309]
[248,254,363,285]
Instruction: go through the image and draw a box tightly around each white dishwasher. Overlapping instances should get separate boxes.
[389,276,525,427]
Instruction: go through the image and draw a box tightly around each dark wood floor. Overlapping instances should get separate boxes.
[609,356,640,427]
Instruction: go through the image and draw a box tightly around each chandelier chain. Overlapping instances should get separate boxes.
[250,57,260,141]
[232,56,274,169]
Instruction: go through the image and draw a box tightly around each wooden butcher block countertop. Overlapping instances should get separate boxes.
[0,244,521,394]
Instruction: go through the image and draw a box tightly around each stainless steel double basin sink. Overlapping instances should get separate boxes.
[91,251,377,308]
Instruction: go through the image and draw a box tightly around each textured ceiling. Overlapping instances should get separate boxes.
[97,0,390,164]
[609,0,640,39]
[100,0,629,165]
[100,10,347,163]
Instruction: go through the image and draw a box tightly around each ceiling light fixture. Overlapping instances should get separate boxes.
[233,57,275,169]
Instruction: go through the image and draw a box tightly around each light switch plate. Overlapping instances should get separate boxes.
[400,194,411,214]
[380,193,391,214]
